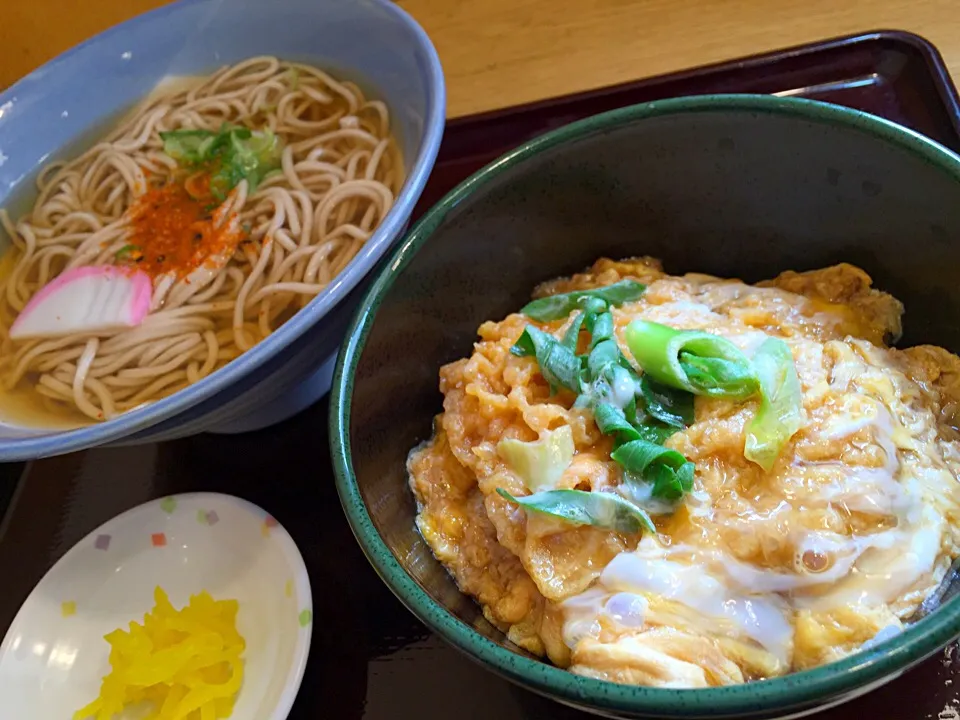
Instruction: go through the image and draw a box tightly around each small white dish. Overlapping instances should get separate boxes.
[0,492,312,720]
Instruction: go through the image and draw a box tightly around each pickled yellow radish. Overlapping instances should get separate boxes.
[74,586,244,720]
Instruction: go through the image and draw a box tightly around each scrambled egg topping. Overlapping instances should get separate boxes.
[407,258,960,688]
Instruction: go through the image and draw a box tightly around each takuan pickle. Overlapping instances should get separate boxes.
[74,586,244,720]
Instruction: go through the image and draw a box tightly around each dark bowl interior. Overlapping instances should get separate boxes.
[334,96,960,718]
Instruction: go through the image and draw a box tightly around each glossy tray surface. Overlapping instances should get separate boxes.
[3,29,960,720]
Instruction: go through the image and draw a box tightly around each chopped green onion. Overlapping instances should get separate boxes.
[594,401,678,445]
[625,320,759,399]
[611,439,689,480]
[497,488,656,534]
[586,339,622,381]
[114,244,139,260]
[581,297,609,315]
[744,337,804,471]
[512,286,702,507]
[159,129,221,164]
[160,124,284,200]
[207,128,281,199]
[511,326,581,394]
[286,67,300,90]
[634,422,681,446]
[612,439,695,501]
[625,395,681,444]
[519,280,646,321]
[644,461,695,501]
[561,311,586,351]
[638,375,694,428]
[593,402,642,443]
[679,353,759,398]
[497,426,575,492]
[587,311,615,348]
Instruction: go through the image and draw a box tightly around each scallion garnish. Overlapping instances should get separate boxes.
[519,279,646,321]
[503,279,699,532]
[638,375,694,428]
[160,124,284,200]
[586,338,622,381]
[510,326,581,394]
[504,278,805,537]
[561,311,587,351]
[744,337,804,471]
[497,488,656,534]
[625,320,759,399]
[593,401,645,443]
[286,67,300,91]
[114,244,139,260]
[612,440,695,501]
[587,311,615,348]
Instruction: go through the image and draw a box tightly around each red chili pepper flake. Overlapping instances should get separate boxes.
[124,179,244,281]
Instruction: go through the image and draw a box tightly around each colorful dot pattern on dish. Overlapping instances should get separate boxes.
[285,580,294,598]
[160,496,177,514]
[95,534,111,551]
[61,601,76,617]
[261,515,278,537]
[196,509,220,526]
[299,609,312,627]
[151,532,167,547]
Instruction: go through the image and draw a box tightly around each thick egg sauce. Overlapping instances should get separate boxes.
[407,258,960,687]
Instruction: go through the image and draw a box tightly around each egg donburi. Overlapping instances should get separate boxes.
[407,257,960,688]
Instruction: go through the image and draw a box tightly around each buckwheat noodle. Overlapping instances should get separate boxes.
[0,56,402,422]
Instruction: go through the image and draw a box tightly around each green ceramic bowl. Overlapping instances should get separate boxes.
[331,95,960,719]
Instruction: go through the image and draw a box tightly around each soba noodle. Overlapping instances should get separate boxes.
[0,56,402,423]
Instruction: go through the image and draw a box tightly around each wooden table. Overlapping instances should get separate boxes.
[0,0,958,117]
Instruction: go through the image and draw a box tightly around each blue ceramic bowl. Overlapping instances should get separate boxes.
[0,0,444,458]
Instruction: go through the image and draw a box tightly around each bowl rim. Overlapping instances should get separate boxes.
[0,491,313,720]
[0,0,445,460]
[331,93,960,717]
